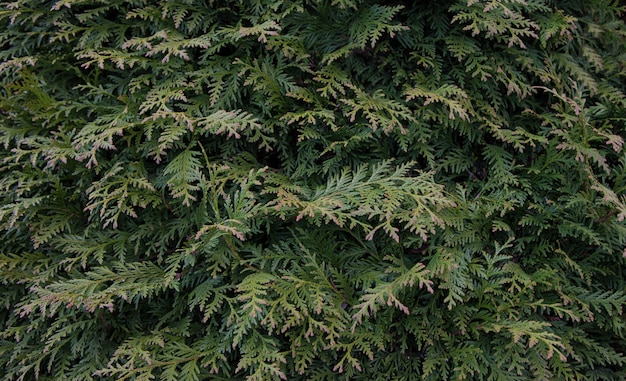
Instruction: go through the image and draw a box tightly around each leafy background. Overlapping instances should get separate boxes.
[1,0,625,380]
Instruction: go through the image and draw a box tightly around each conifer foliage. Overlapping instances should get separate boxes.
[1,0,626,379]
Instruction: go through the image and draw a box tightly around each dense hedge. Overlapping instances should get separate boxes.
[1,0,626,380]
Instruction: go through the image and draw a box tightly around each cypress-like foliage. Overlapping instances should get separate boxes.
[1,0,625,380]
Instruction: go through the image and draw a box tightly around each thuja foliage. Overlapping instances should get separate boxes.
[1,0,626,379]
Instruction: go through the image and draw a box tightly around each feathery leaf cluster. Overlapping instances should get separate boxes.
[1,0,626,380]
